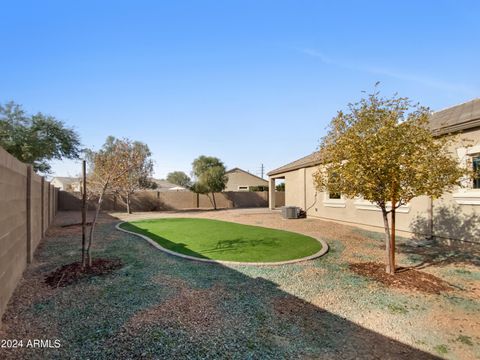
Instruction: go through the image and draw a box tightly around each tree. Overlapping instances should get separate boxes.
[84,138,145,268]
[166,171,191,188]
[111,137,155,214]
[0,101,81,172]
[276,182,285,191]
[314,88,466,275]
[191,155,228,209]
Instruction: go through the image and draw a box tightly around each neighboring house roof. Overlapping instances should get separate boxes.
[151,179,180,189]
[429,98,480,135]
[268,98,480,177]
[226,167,268,183]
[51,177,81,184]
[168,186,187,191]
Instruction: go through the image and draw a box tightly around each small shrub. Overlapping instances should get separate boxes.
[387,303,408,315]
[456,335,473,346]
[434,344,448,354]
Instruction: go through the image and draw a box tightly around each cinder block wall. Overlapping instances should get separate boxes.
[0,147,58,323]
[58,190,272,211]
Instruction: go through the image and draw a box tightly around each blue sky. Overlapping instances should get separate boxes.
[1,1,479,179]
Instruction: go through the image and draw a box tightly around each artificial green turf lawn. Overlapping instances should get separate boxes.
[120,218,322,262]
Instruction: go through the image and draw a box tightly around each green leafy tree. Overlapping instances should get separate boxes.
[191,155,228,209]
[276,182,285,191]
[314,89,465,274]
[0,101,81,172]
[166,171,191,188]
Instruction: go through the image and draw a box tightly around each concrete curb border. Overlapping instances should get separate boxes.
[115,221,329,266]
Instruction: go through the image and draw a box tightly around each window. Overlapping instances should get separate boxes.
[238,186,248,191]
[328,192,341,199]
[323,191,345,207]
[474,156,480,189]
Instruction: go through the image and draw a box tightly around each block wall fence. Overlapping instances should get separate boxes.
[0,147,58,323]
[58,189,285,212]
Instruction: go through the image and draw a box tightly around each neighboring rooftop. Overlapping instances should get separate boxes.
[226,167,268,182]
[268,98,480,176]
[51,176,81,184]
[151,179,180,190]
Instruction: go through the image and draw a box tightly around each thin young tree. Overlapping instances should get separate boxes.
[314,88,466,274]
[84,138,145,268]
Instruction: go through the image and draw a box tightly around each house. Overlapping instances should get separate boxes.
[151,179,187,192]
[225,168,268,191]
[51,177,82,191]
[268,98,480,242]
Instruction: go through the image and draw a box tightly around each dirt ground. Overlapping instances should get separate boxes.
[0,209,479,359]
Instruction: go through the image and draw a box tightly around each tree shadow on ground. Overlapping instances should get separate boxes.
[403,204,480,269]
[111,214,441,358]
[1,210,442,359]
[118,222,210,259]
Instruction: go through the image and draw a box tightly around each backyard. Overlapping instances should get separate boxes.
[0,209,479,359]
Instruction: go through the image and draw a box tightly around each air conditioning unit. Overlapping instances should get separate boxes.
[282,206,299,219]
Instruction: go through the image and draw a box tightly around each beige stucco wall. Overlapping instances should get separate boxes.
[276,127,480,242]
[284,169,307,209]
[225,170,268,191]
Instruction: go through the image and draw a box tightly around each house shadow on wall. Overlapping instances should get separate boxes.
[402,204,480,269]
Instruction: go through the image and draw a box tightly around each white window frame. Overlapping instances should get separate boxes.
[452,146,480,205]
[323,191,346,208]
[237,186,249,191]
[354,197,410,213]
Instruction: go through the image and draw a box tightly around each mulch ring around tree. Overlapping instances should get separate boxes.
[349,262,453,294]
[45,258,123,288]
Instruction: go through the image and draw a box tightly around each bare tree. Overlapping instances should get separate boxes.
[84,137,146,268]
[113,140,154,214]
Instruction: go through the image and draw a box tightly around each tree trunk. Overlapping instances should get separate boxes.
[389,205,396,275]
[212,192,217,210]
[381,206,392,274]
[126,193,131,214]
[87,188,105,268]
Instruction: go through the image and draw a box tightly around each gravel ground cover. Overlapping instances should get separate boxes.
[0,209,478,359]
